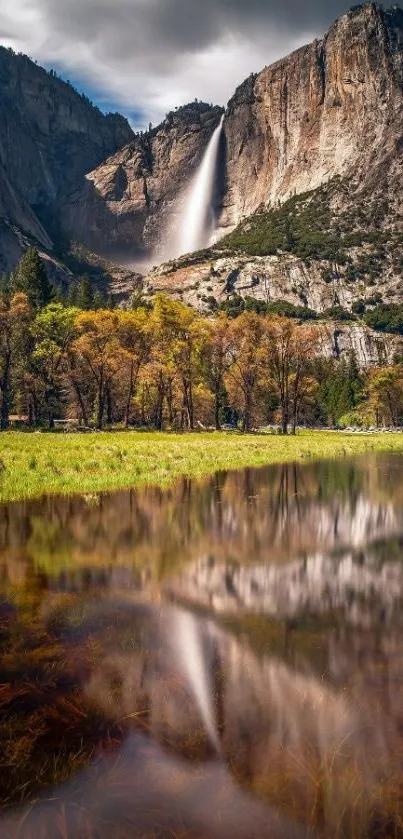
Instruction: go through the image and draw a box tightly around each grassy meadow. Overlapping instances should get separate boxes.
[0,430,403,502]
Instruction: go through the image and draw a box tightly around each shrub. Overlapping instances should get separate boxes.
[323,306,356,321]
[364,303,403,334]
[220,183,349,263]
[352,300,366,315]
[338,410,366,428]
[219,295,318,320]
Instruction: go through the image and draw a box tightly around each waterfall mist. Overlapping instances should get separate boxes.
[175,115,224,259]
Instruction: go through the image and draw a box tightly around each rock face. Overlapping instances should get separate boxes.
[66,3,402,259]
[0,182,51,276]
[63,102,224,257]
[0,3,402,310]
[320,321,398,367]
[219,2,403,232]
[0,46,133,271]
[144,253,403,367]
[171,545,403,626]
[140,2,403,339]
[0,48,133,208]
[146,252,373,312]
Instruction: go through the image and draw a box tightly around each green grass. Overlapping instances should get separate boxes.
[1,430,403,503]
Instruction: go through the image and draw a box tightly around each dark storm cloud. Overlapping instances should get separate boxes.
[40,0,349,55]
[3,0,352,124]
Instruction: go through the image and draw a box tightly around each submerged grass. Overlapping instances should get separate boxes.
[0,590,123,809]
[0,430,403,502]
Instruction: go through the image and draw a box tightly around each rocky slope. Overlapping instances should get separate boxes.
[144,247,403,367]
[145,247,385,315]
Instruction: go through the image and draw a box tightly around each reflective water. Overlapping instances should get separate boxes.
[1,454,403,838]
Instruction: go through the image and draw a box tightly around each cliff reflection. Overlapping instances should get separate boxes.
[2,453,403,837]
[0,453,402,587]
[1,596,401,838]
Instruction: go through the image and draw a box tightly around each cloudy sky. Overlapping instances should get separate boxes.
[2,0,350,128]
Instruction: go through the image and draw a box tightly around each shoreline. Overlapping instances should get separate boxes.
[1,430,403,503]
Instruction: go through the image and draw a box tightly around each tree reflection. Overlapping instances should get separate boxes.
[1,454,403,836]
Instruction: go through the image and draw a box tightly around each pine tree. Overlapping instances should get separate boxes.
[53,284,65,304]
[67,281,78,307]
[107,293,116,310]
[0,274,10,303]
[346,351,363,407]
[76,275,93,310]
[12,249,54,310]
[93,289,106,310]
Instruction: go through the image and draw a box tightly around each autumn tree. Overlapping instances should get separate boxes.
[0,293,32,428]
[170,302,206,430]
[144,295,182,430]
[2,273,403,434]
[226,312,266,432]
[366,366,403,426]
[264,317,318,434]
[117,309,152,427]
[202,314,232,430]
[73,311,124,429]
[288,325,319,434]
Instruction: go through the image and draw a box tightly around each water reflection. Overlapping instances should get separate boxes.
[1,454,403,838]
[171,541,403,628]
[1,456,402,584]
[0,732,305,839]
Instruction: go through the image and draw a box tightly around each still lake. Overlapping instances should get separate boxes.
[1,453,403,838]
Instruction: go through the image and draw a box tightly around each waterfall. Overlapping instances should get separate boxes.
[176,115,224,258]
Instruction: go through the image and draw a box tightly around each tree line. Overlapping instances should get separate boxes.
[0,249,401,432]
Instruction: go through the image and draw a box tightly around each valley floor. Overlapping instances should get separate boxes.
[1,430,403,503]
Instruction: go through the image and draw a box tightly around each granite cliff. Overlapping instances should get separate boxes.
[138,2,403,363]
[0,46,133,274]
[0,2,401,341]
[66,2,402,257]
[218,1,403,232]
[62,102,224,258]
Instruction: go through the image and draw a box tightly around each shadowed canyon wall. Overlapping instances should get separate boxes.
[62,102,224,258]
[0,47,133,272]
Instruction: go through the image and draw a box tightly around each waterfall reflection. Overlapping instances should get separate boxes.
[1,595,395,838]
[1,453,403,837]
